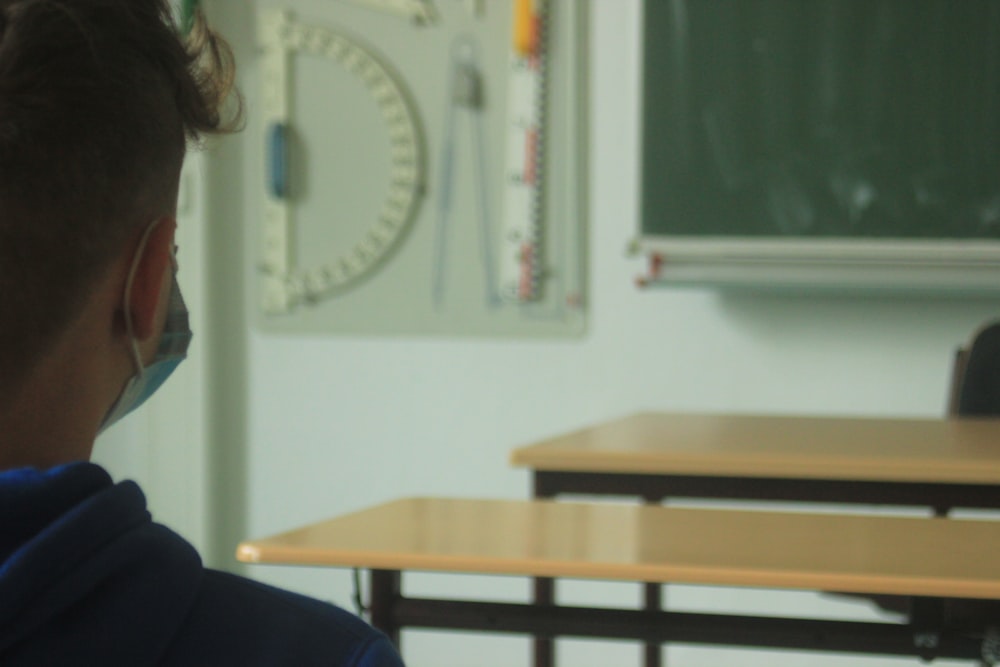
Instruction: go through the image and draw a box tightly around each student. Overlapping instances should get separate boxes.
[0,1,403,664]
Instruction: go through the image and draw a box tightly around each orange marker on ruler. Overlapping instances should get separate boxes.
[513,0,535,57]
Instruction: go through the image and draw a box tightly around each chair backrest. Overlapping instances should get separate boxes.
[946,348,969,417]
[950,321,1000,417]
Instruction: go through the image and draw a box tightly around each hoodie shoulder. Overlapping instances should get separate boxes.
[162,569,404,666]
[0,465,401,667]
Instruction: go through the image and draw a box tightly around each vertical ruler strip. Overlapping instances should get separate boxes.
[500,0,549,302]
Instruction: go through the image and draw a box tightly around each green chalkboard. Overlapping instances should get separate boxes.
[641,0,1000,242]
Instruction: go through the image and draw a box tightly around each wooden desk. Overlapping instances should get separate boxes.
[510,412,1000,507]
[237,497,1000,663]
[510,412,1000,667]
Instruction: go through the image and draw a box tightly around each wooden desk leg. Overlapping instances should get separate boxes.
[370,569,402,648]
[533,576,555,667]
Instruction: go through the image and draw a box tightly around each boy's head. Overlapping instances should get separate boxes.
[0,0,239,398]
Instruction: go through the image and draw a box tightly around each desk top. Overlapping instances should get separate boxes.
[509,412,1000,484]
[237,497,1000,599]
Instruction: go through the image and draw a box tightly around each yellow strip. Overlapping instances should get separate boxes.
[513,0,535,57]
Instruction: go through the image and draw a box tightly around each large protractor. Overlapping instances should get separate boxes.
[258,10,425,314]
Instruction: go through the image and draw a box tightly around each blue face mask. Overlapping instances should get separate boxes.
[98,223,192,434]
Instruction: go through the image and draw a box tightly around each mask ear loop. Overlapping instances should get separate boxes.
[121,220,162,378]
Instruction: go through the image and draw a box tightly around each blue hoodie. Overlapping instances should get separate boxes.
[0,463,404,666]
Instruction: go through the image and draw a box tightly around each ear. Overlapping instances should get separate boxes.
[127,217,177,342]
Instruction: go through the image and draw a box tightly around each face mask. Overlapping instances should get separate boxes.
[98,222,192,434]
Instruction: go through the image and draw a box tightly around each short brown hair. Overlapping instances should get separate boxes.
[0,0,240,394]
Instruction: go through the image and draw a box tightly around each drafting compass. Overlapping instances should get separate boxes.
[432,36,499,307]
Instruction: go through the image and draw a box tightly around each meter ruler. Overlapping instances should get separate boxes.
[499,0,549,303]
[257,9,425,314]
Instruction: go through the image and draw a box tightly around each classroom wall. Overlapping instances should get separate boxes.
[174,1,1000,665]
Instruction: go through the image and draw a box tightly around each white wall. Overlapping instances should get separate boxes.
[204,1,1000,666]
